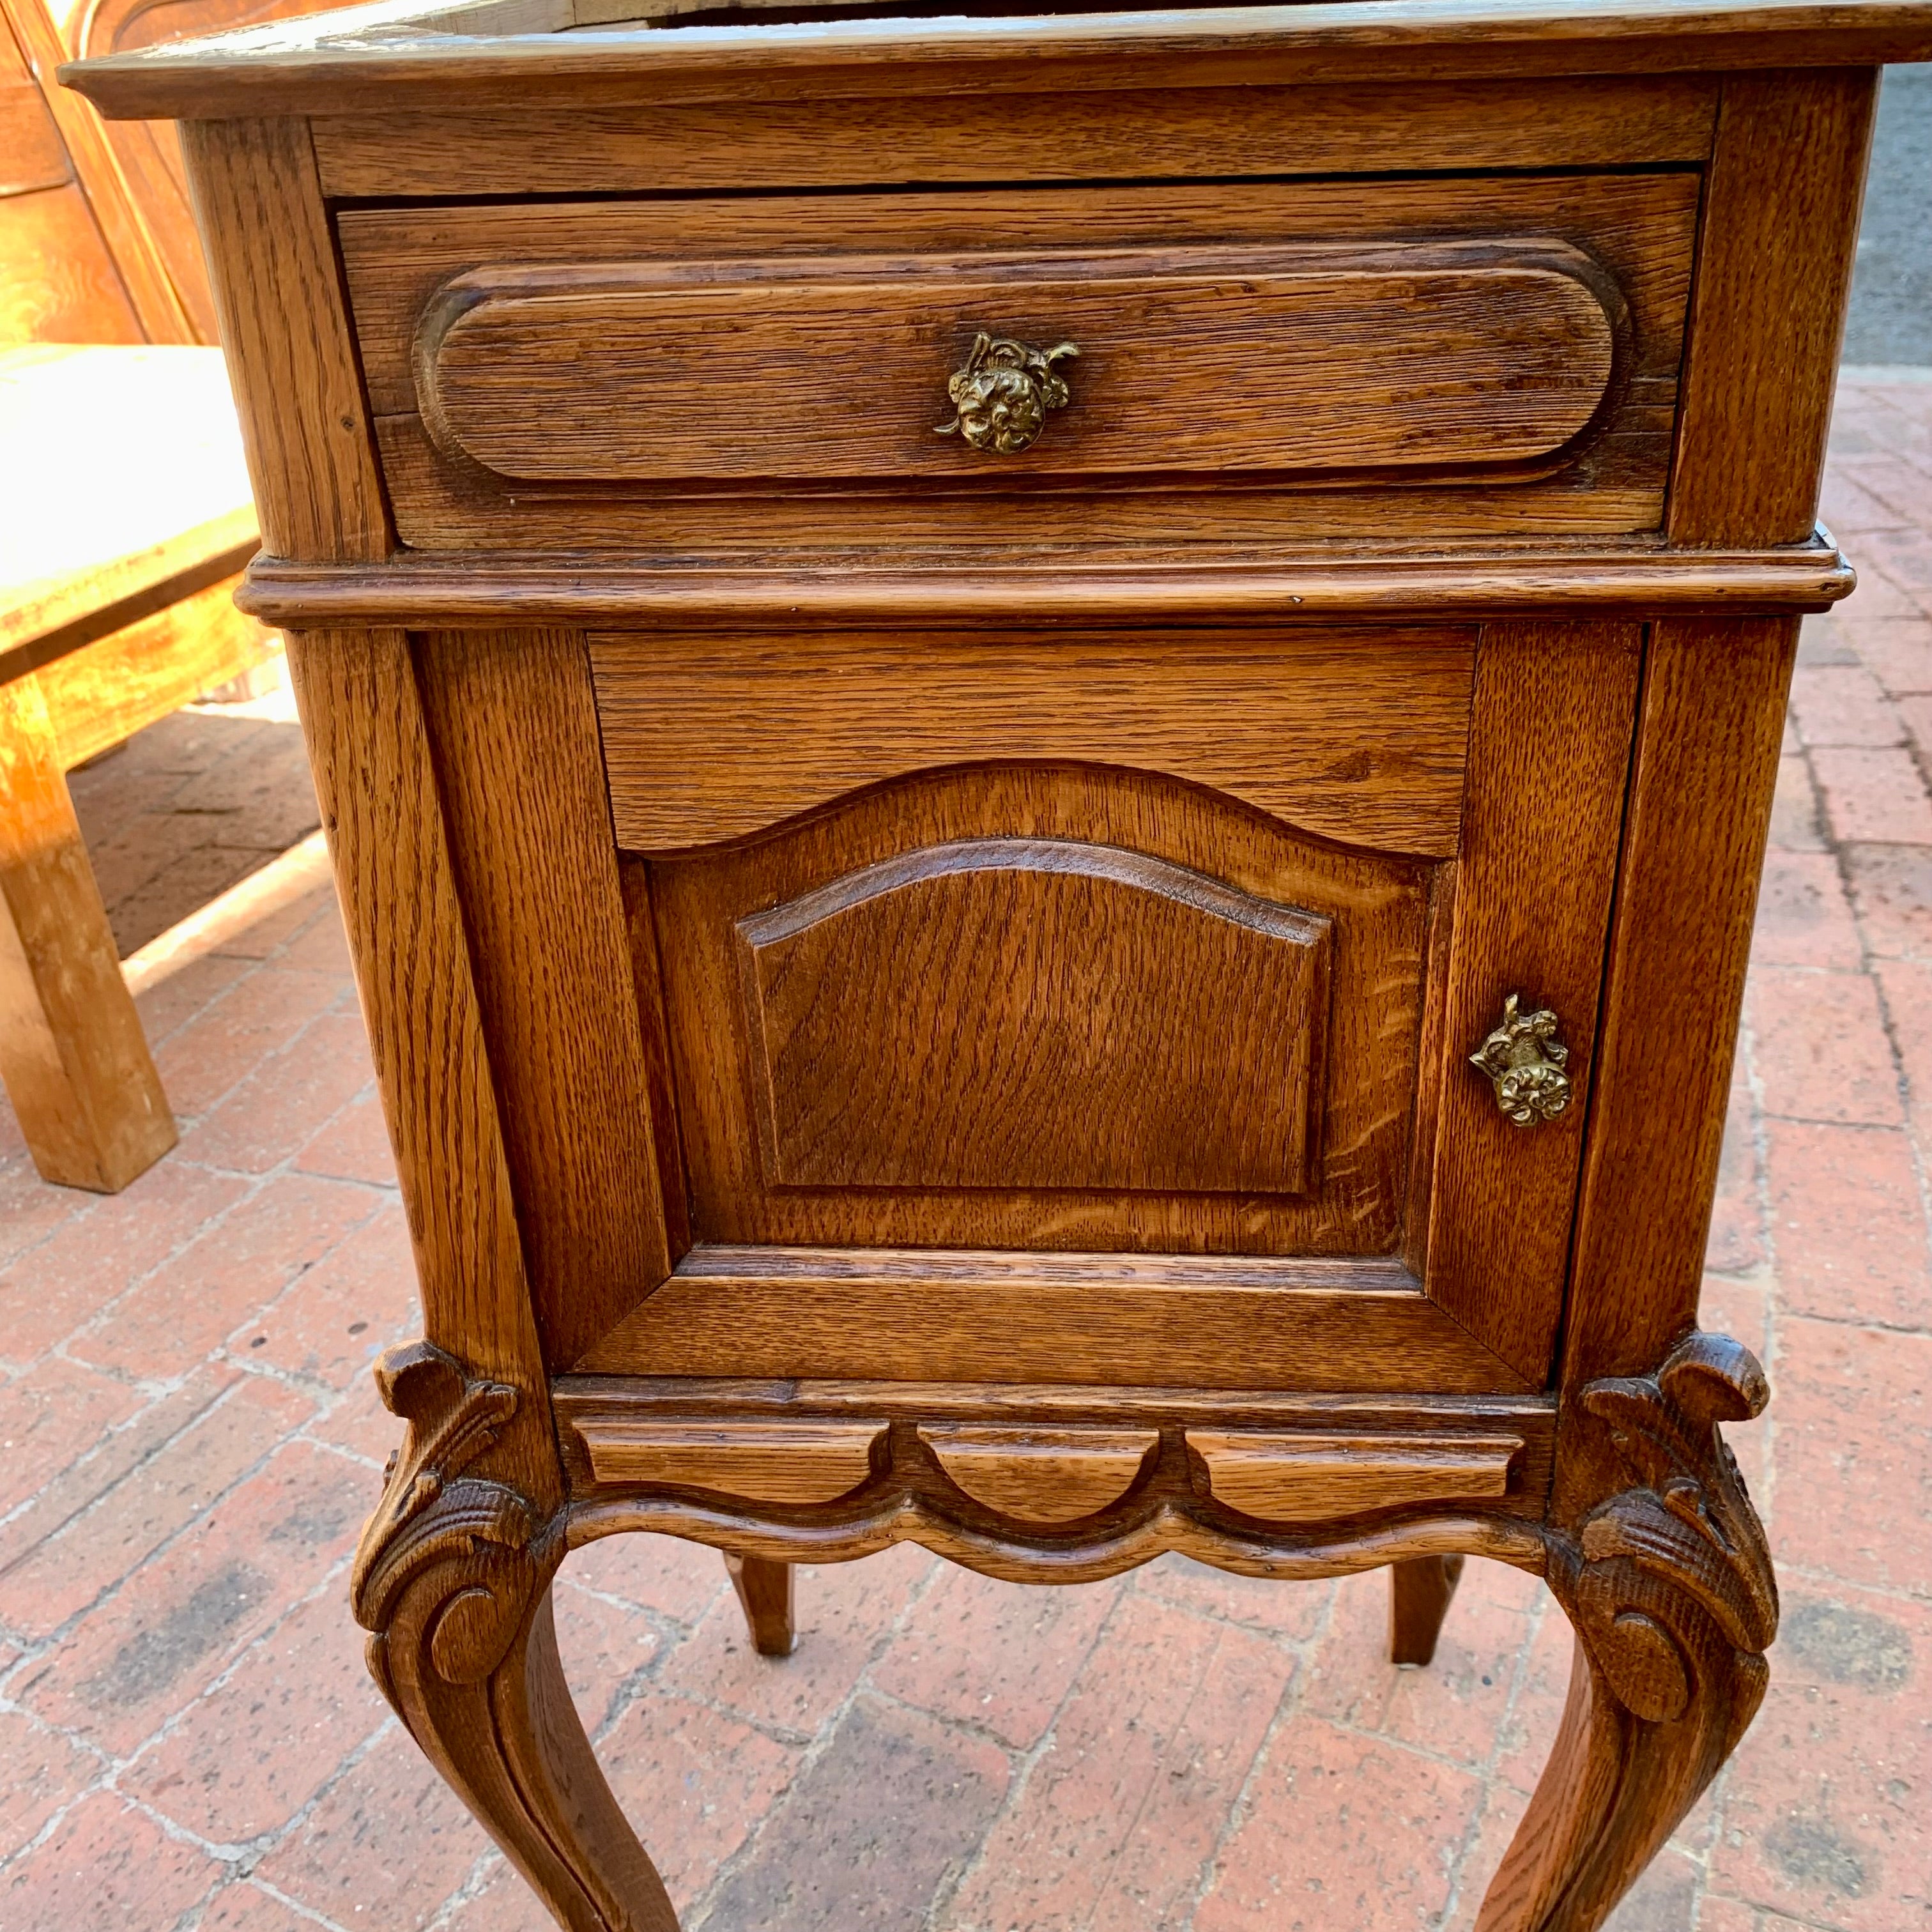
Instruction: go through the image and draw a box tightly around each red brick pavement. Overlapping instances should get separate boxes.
[3,378,1932,1930]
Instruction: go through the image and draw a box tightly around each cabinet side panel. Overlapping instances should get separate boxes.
[283,625,558,1503]
[1668,66,1878,546]
[1561,617,1797,1405]
[413,626,678,1370]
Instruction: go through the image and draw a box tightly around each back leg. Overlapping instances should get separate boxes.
[1390,1554,1465,1666]
[726,1554,796,1656]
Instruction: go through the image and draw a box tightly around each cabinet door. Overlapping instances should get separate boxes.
[568,618,1638,1393]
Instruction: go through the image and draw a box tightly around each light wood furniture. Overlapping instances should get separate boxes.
[3,0,339,1191]
[0,344,273,1190]
[66,0,1928,1921]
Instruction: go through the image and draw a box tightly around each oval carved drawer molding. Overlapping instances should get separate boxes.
[413,238,1619,487]
[1186,1430,1522,1521]
[918,1425,1161,1524]
[573,1418,887,1502]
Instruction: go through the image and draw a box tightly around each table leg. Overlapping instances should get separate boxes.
[1390,1553,1465,1666]
[726,1553,797,1656]
[0,671,174,1191]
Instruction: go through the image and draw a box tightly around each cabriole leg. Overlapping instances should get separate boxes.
[726,1553,796,1656]
[355,1344,678,1932]
[1476,1333,1777,1931]
[1390,1554,1465,1665]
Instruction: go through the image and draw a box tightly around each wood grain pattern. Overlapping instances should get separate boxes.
[282,629,558,1504]
[419,243,1616,485]
[35,572,273,770]
[574,1246,1531,1392]
[1423,620,1643,1383]
[1188,1430,1521,1519]
[1558,619,1798,1411]
[0,666,175,1190]
[739,839,1331,1196]
[0,62,72,196]
[411,629,677,1369]
[572,1418,886,1499]
[1669,67,1878,545]
[340,172,1693,549]
[308,74,1719,198]
[649,763,1432,1259]
[4,0,186,341]
[240,543,1857,632]
[917,1425,1160,1523]
[588,628,1475,857]
[177,118,388,562]
[54,0,349,343]
[59,0,1932,123]
[724,1552,794,1655]
[1390,1552,1465,1665]
[0,178,142,341]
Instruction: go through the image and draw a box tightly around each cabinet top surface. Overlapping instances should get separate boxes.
[59,0,1932,118]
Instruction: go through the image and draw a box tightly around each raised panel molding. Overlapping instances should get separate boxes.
[737,836,1332,1195]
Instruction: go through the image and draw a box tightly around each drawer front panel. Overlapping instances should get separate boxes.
[339,172,1696,550]
[418,241,1614,486]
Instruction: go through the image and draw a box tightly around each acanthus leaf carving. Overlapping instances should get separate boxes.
[1558,1331,1777,1725]
[351,1341,544,1699]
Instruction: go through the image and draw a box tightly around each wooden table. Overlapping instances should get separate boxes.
[0,344,272,1191]
[66,1,1932,1922]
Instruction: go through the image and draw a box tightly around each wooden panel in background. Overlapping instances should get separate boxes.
[590,627,1475,856]
[310,74,1720,197]
[649,762,1433,1258]
[739,838,1331,1195]
[0,69,68,194]
[575,1246,1530,1392]
[0,180,142,341]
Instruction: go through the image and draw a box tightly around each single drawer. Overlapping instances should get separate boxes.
[411,239,1614,484]
[339,172,1697,551]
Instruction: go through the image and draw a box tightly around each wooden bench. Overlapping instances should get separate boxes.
[0,344,269,1190]
[1,0,324,1192]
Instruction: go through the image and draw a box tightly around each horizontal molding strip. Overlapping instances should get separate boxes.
[239,537,1853,629]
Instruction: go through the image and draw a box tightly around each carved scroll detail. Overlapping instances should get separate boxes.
[1475,1332,1778,1931]
[1561,1331,1777,1721]
[351,1341,542,1699]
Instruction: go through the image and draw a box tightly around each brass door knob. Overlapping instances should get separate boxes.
[935,332,1078,454]
[1470,993,1572,1126]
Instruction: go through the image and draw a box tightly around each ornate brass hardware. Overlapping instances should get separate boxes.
[1470,993,1572,1126]
[935,332,1078,454]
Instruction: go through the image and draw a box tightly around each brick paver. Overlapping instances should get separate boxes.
[4,378,1932,1930]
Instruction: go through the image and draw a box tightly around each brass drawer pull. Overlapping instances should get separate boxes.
[1471,993,1572,1125]
[935,332,1078,454]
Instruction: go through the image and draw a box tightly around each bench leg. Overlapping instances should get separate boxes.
[0,671,175,1190]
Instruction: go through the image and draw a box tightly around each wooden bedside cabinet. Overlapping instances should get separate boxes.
[65,3,1932,1924]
